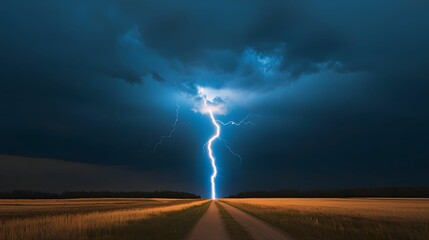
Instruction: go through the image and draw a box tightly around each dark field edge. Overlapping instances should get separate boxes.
[228,187,429,198]
[0,190,200,199]
[215,201,254,240]
[222,200,429,240]
[97,201,211,240]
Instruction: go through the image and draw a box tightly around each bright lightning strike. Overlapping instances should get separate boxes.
[198,86,256,199]
[153,104,180,153]
[204,99,220,200]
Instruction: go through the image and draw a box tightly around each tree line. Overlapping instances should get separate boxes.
[229,187,429,198]
[0,190,201,199]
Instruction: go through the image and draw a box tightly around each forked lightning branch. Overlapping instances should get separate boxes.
[153,87,254,199]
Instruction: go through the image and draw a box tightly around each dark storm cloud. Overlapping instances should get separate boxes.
[0,0,428,196]
[110,0,429,92]
[2,1,137,82]
[3,0,428,91]
[114,0,347,88]
[0,155,191,192]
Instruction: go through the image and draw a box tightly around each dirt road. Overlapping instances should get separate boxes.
[186,201,230,240]
[218,201,295,240]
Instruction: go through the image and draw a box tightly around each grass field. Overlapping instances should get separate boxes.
[0,198,207,240]
[216,201,253,240]
[105,201,210,240]
[0,198,196,220]
[222,198,429,240]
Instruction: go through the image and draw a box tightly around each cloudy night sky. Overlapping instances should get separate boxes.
[1,0,428,198]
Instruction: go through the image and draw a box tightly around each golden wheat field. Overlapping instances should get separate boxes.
[223,198,429,240]
[0,198,206,240]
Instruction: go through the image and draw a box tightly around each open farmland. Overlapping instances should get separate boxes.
[0,198,208,240]
[222,198,429,240]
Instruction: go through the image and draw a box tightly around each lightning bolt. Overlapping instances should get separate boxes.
[153,104,179,153]
[212,113,256,162]
[199,86,257,198]
[216,113,255,127]
[203,107,256,198]
[219,137,243,164]
[204,99,220,200]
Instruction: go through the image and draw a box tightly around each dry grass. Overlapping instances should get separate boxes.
[0,198,194,219]
[0,198,207,240]
[104,201,211,240]
[216,201,253,240]
[223,198,429,240]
